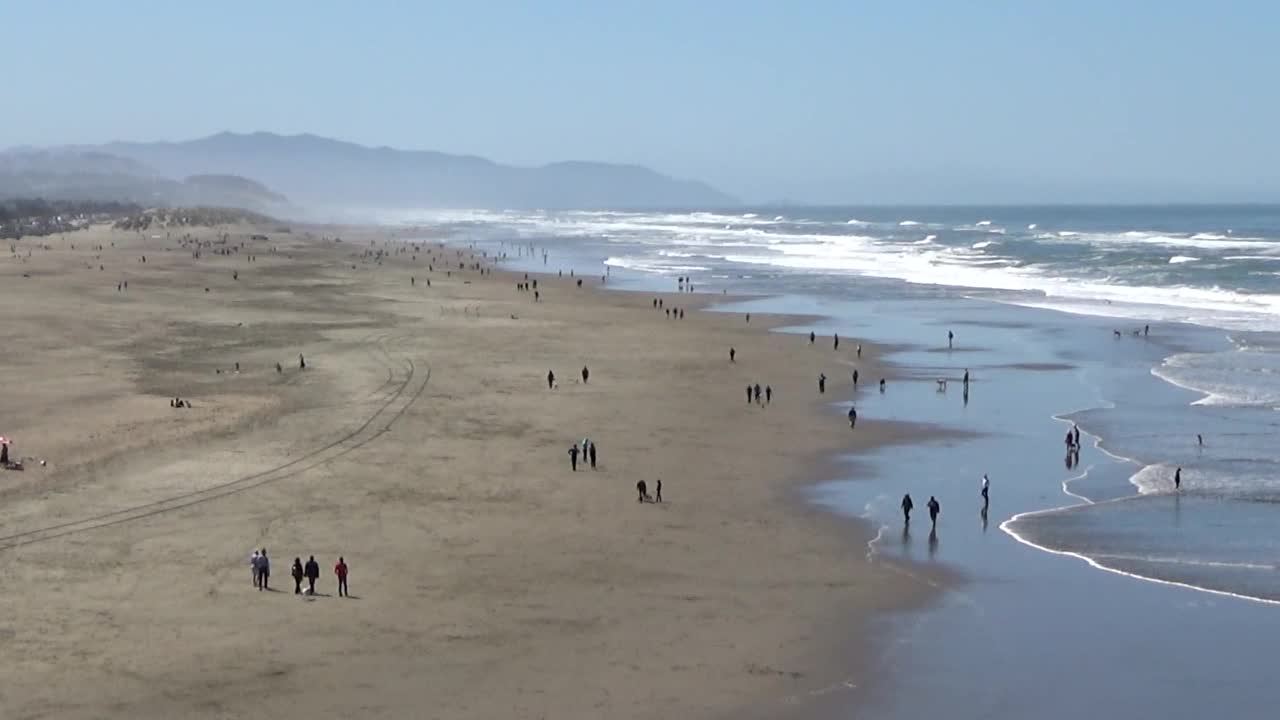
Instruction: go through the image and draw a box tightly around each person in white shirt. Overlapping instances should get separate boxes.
[250,550,260,588]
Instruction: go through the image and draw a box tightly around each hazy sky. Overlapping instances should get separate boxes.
[4,1,1278,203]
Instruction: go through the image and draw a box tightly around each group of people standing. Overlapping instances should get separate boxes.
[745,382,773,406]
[567,437,599,471]
[250,548,349,598]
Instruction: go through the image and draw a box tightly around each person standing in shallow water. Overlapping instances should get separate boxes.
[981,474,990,505]
[927,496,941,528]
[901,494,914,524]
[848,405,857,428]
[1174,467,1181,490]
[852,369,859,389]
[948,331,954,349]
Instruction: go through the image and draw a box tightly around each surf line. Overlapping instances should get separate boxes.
[999,507,1280,608]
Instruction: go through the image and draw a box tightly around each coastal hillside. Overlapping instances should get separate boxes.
[92,132,736,210]
[0,149,289,214]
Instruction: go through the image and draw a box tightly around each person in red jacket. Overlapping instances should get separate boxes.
[335,557,349,597]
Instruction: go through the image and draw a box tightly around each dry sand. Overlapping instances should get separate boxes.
[0,221,937,719]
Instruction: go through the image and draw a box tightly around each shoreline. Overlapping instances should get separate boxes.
[470,242,962,717]
[0,221,947,719]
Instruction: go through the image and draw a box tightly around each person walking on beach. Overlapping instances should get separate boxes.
[299,354,306,370]
[250,550,261,588]
[568,444,580,471]
[335,557,349,597]
[258,549,270,591]
[588,442,597,469]
[305,555,320,594]
[637,479,648,502]
[901,494,914,524]
[834,333,840,350]
[754,383,762,404]
[765,385,772,404]
[963,369,970,389]
[948,331,954,349]
[927,496,941,528]
[852,369,859,389]
[857,344,862,359]
[879,378,886,393]
[746,385,753,404]
[581,366,590,384]
[730,347,736,363]
[1197,434,1204,447]
[547,370,556,389]
[1073,424,1081,449]
[1065,429,1075,451]
[818,373,826,394]
[1174,467,1182,490]
[848,405,857,428]
[292,558,305,595]
[981,474,990,505]
[656,479,663,503]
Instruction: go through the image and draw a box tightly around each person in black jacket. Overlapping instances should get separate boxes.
[292,558,304,595]
[305,556,321,595]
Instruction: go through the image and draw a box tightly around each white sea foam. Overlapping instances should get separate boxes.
[972,240,996,249]
[1152,348,1280,408]
[976,220,992,226]
[416,208,1280,333]
[1169,255,1199,264]
[1028,223,1038,230]
[1055,230,1280,251]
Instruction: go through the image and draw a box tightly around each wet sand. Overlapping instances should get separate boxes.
[0,222,937,719]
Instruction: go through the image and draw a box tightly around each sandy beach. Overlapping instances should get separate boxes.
[0,219,936,719]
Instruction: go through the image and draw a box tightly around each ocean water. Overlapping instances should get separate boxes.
[406,206,1280,715]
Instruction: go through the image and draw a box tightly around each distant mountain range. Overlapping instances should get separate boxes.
[0,148,288,212]
[0,132,734,214]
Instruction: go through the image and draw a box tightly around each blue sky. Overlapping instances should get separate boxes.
[3,1,1277,203]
